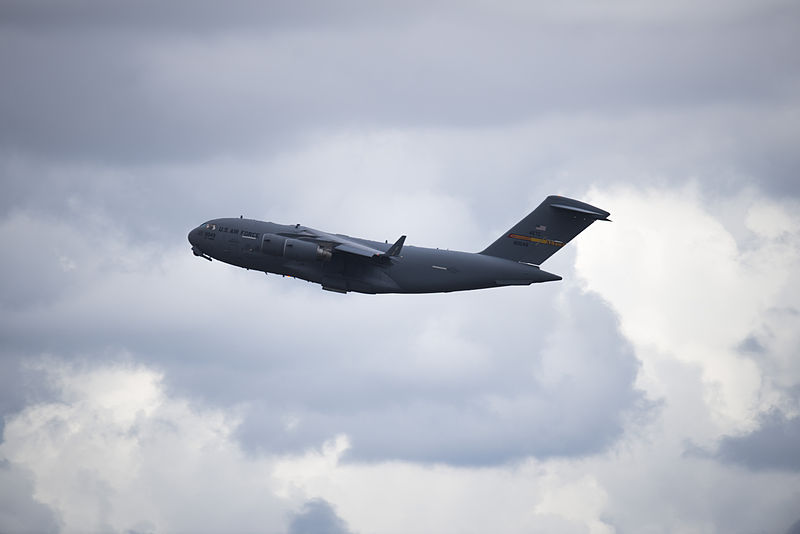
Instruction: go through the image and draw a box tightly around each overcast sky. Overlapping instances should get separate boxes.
[1,1,799,533]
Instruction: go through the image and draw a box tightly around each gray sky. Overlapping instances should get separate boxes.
[1,1,800,533]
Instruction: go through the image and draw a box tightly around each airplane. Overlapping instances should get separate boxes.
[187,195,609,294]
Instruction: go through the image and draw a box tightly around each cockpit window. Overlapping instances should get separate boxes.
[205,223,217,230]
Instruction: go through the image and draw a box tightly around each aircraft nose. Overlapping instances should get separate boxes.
[188,226,202,247]
[188,226,212,260]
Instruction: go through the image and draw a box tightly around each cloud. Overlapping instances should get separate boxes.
[575,185,800,433]
[289,499,355,534]
[273,438,617,534]
[2,0,798,170]
[0,460,60,534]
[272,419,800,534]
[715,409,800,471]
[565,184,800,531]
[229,286,646,465]
[0,357,635,534]
[0,196,645,466]
[0,358,294,534]
[2,151,800,534]
[2,1,800,531]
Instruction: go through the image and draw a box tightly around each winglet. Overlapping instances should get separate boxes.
[385,235,406,257]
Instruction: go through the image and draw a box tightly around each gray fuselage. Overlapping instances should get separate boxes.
[188,217,561,294]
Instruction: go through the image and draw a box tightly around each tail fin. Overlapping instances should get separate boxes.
[480,195,610,265]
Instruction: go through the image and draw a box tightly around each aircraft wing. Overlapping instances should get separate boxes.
[332,241,383,257]
[285,228,404,259]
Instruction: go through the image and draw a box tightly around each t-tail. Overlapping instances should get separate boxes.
[480,195,610,266]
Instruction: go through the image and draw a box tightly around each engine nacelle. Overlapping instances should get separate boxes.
[261,233,332,262]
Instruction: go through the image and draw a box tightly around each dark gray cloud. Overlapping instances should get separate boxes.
[715,409,800,471]
[1,0,798,200]
[737,335,766,354]
[289,499,355,534]
[0,0,422,32]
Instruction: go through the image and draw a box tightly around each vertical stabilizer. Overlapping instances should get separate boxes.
[480,195,610,265]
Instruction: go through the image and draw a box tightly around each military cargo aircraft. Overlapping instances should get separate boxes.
[188,195,609,294]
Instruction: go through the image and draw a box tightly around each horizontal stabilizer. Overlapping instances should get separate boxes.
[550,202,610,220]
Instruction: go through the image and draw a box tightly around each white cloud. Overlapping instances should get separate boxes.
[274,440,617,534]
[272,416,800,534]
[2,358,627,534]
[0,358,293,534]
[575,185,800,431]
[271,377,800,534]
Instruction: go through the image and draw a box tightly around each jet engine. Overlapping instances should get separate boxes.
[261,233,332,261]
